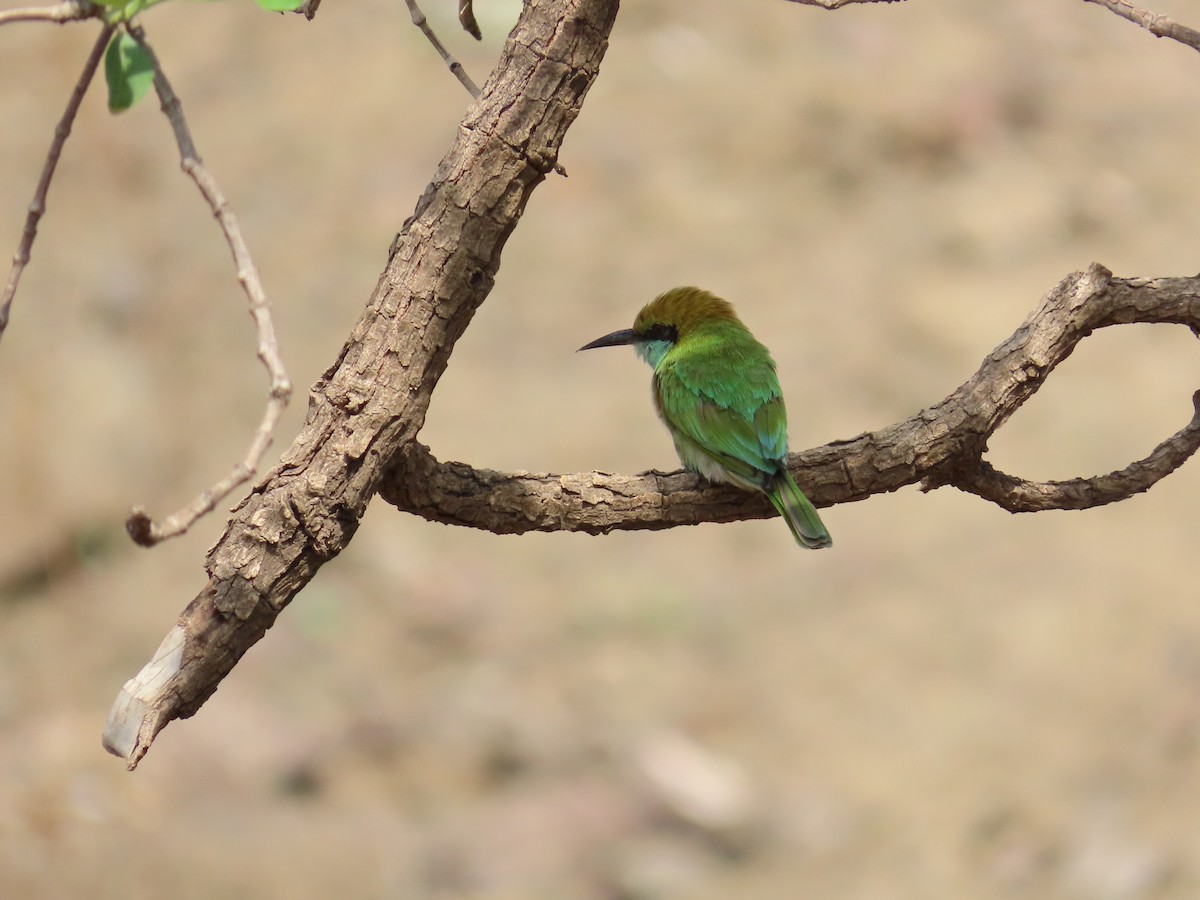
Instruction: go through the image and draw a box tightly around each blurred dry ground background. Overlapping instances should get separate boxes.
[3,0,1200,897]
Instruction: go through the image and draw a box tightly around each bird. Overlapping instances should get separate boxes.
[579,286,832,549]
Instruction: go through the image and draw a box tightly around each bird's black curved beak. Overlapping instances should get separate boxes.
[578,328,637,352]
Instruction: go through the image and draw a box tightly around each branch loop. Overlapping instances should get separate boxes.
[379,265,1200,531]
[937,391,1200,511]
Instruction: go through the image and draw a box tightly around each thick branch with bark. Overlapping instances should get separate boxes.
[96,0,1200,770]
[102,0,621,769]
[378,266,1200,531]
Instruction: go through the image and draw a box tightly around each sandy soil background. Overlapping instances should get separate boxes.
[3,0,1200,897]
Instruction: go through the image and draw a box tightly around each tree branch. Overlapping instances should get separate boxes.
[103,0,621,769]
[782,0,1200,57]
[100,0,1200,771]
[946,395,1200,511]
[1081,0,1200,54]
[0,23,111,340]
[120,24,293,548]
[378,266,1200,531]
[404,0,480,97]
[0,0,97,27]
[782,0,909,9]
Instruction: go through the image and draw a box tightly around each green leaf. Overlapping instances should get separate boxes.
[104,33,155,114]
[256,0,304,10]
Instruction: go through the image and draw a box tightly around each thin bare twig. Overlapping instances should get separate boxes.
[403,0,480,98]
[0,23,112,341]
[458,0,480,40]
[400,0,567,175]
[783,0,1200,55]
[1081,0,1200,53]
[0,0,96,26]
[122,24,292,548]
[783,0,909,9]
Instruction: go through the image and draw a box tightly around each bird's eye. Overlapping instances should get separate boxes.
[641,323,678,343]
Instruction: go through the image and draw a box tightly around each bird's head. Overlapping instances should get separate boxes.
[578,287,742,367]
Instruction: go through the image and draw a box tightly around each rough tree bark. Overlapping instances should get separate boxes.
[102,0,1200,768]
[103,0,622,767]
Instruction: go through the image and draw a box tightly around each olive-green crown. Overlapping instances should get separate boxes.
[633,287,744,340]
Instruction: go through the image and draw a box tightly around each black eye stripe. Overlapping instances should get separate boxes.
[640,323,678,343]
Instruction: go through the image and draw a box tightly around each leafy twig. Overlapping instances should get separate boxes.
[0,24,112,341]
[403,0,480,98]
[122,24,292,547]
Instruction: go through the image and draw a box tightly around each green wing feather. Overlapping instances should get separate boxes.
[654,330,788,486]
[652,327,832,549]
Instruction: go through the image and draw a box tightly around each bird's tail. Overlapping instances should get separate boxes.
[767,470,832,550]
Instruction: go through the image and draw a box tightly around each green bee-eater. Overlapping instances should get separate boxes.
[579,286,832,549]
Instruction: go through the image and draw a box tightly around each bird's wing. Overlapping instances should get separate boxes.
[655,353,789,483]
